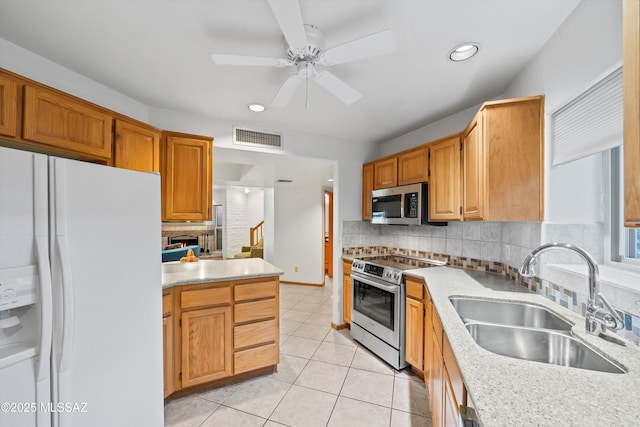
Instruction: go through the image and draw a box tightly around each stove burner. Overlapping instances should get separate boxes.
[351,254,445,285]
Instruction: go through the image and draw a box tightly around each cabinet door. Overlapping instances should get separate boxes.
[23,85,113,159]
[462,113,484,220]
[162,133,212,221]
[373,157,398,189]
[114,119,160,172]
[443,371,460,427]
[430,329,444,427]
[625,0,640,225]
[0,75,18,138]
[405,297,424,370]
[181,306,232,387]
[343,275,352,324]
[398,146,428,185]
[429,135,462,221]
[362,163,374,220]
[163,315,174,398]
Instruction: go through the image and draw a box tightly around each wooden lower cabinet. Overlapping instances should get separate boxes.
[403,277,469,427]
[343,261,352,324]
[164,276,280,399]
[181,306,233,387]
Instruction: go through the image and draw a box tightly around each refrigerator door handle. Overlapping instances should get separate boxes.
[56,234,74,374]
[35,235,53,382]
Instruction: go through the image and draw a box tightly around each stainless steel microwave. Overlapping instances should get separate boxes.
[371,183,444,225]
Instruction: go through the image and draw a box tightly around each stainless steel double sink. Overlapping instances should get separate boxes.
[449,297,625,374]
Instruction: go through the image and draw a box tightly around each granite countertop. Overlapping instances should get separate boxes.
[405,266,640,427]
[162,258,284,288]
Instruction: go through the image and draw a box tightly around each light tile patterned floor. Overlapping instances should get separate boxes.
[164,278,432,427]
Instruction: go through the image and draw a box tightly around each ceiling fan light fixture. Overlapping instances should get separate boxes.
[448,43,480,62]
[248,103,266,112]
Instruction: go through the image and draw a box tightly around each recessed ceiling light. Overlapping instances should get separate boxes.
[448,43,480,62]
[327,179,334,182]
[248,103,265,112]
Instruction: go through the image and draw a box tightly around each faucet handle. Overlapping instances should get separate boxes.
[588,293,625,331]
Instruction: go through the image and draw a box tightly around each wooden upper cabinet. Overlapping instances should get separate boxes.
[429,134,462,221]
[373,157,398,189]
[462,114,484,220]
[0,75,18,138]
[161,132,213,222]
[114,119,160,173]
[624,0,640,226]
[23,85,113,160]
[398,146,428,185]
[463,96,544,222]
[362,162,374,220]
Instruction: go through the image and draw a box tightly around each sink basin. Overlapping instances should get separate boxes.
[449,297,573,331]
[465,322,625,374]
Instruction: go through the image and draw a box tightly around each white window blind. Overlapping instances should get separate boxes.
[552,66,623,165]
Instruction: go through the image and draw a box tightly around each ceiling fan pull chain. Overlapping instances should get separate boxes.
[305,62,310,110]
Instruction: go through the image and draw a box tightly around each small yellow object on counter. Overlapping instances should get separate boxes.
[180,249,199,263]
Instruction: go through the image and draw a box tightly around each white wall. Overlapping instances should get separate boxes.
[378,104,480,158]
[274,184,324,285]
[0,38,150,122]
[246,190,264,230]
[502,0,622,224]
[224,188,247,259]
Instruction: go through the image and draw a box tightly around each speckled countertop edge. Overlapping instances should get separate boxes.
[405,266,640,427]
[162,258,284,289]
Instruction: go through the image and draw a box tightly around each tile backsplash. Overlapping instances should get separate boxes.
[342,220,640,345]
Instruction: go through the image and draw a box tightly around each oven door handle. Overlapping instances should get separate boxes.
[350,273,400,293]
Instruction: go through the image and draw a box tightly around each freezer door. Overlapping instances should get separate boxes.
[49,157,163,427]
[0,146,52,427]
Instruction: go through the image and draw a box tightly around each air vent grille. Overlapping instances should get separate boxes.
[233,127,283,149]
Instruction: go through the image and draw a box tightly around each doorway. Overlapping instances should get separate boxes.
[324,190,333,277]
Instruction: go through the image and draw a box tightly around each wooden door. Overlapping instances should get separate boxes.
[181,306,232,387]
[405,297,424,370]
[0,75,17,138]
[162,133,212,221]
[429,135,462,221]
[373,157,398,189]
[163,315,174,398]
[114,119,160,172]
[362,162,374,220]
[23,85,113,159]
[324,191,333,277]
[462,112,484,220]
[625,0,640,226]
[398,146,428,185]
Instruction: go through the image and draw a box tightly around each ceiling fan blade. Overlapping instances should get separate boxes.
[271,72,304,107]
[211,53,292,67]
[319,29,396,66]
[267,0,308,50]
[314,70,362,105]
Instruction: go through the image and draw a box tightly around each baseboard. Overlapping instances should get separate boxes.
[280,280,324,287]
[331,322,350,330]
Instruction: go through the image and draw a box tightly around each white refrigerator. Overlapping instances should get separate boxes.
[0,146,164,426]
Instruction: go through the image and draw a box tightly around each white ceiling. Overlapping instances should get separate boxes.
[0,0,580,189]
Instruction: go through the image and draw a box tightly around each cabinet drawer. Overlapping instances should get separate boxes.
[234,280,277,302]
[234,298,277,324]
[343,261,352,275]
[181,286,231,309]
[234,319,278,349]
[406,278,424,300]
[234,343,278,374]
[162,293,173,317]
[444,334,466,407]
[432,309,443,351]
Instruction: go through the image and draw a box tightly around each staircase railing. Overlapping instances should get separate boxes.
[250,221,264,246]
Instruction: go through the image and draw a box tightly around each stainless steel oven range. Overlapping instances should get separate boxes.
[350,255,445,370]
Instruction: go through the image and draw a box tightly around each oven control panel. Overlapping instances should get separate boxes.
[352,259,403,285]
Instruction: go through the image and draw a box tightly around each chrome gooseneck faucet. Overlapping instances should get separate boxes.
[519,242,625,337]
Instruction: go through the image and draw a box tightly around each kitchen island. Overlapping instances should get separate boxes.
[161,258,284,399]
[406,266,640,427]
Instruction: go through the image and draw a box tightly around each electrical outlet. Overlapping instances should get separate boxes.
[294,266,299,272]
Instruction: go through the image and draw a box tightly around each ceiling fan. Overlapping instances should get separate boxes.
[211,0,396,108]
